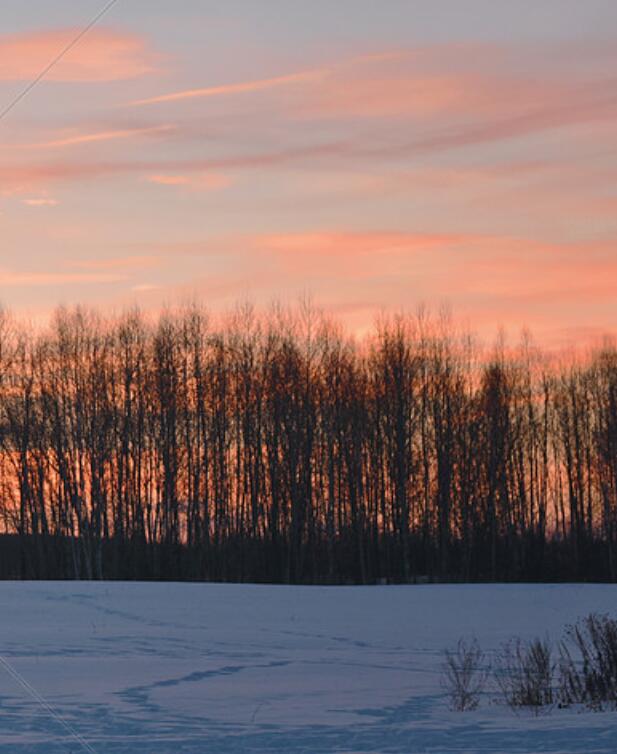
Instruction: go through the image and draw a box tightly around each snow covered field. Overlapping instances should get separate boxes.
[0,582,616,753]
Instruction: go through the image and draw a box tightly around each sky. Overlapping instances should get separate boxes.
[0,0,616,346]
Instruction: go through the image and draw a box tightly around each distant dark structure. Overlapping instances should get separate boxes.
[0,304,614,583]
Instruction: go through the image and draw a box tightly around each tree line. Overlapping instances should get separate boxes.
[0,302,615,583]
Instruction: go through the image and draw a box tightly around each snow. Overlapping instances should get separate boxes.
[0,582,615,752]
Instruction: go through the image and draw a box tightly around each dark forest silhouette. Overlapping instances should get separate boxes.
[0,302,615,583]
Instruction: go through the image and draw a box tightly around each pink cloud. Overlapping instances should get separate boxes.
[129,50,416,109]
[233,232,617,336]
[147,173,232,191]
[257,231,473,276]
[131,69,326,106]
[129,44,616,154]
[0,28,157,82]
[299,56,478,120]
[22,197,58,207]
[31,229,614,349]
[303,44,617,129]
[16,125,174,150]
[147,175,191,186]
[0,271,126,287]
[0,142,347,192]
[67,255,162,272]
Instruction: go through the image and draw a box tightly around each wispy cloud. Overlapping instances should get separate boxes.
[38,228,615,348]
[67,254,162,272]
[130,69,326,106]
[147,174,190,186]
[15,125,174,150]
[147,173,232,191]
[128,50,410,109]
[22,197,58,207]
[376,81,617,156]
[233,231,617,310]
[0,271,126,287]
[128,43,617,152]
[257,230,472,267]
[0,142,346,191]
[0,28,157,82]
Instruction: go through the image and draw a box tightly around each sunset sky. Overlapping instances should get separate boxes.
[1,0,616,346]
